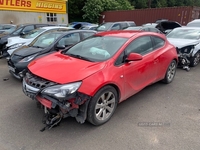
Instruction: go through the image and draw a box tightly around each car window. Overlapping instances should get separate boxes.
[115,51,125,66]
[111,24,121,30]
[125,36,153,55]
[96,22,113,31]
[82,32,95,39]
[21,28,46,39]
[65,36,127,62]
[31,32,63,48]
[121,23,128,29]
[128,22,136,27]
[36,24,48,28]
[22,25,34,33]
[57,33,80,47]
[11,27,23,35]
[151,36,165,49]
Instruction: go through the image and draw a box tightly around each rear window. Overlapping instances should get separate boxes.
[128,22,136,27]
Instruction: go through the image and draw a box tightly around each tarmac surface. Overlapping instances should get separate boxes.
[0,58,200,150]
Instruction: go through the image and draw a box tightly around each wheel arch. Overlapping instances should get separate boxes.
[93,83,121,103]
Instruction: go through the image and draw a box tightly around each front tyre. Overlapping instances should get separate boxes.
[162,60,177,84]
[87,86,118,126]
[190,51,200,67]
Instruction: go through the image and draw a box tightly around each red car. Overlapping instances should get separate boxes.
[22,30,178,130]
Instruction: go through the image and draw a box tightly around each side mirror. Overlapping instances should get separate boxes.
[20,32,25,36]
[126,53,143,61]
[56,44,65,50]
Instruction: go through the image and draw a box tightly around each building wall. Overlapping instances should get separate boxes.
[0,10,68,25]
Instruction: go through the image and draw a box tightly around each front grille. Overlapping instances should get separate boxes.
[25,71,56,89]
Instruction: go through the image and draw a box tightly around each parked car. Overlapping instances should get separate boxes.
[167,27,200,69]
[4,26,72,57]
[96,21,136,32]
[80,24,99,30]
[155,21,181,34]
[0,24,17,34]
[186,19,200,27]
[22,30,178,130]
[7,29,97,79]
[0,24,55,58]
[68,22,93,29]
[155,19,169,23]
[124,26,163,33]
[142,23,158,27]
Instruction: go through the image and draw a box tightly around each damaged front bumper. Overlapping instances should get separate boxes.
[22,74,91,131]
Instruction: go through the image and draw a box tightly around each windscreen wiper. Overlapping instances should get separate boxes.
[32,46,43,48]
[67,53,93,62]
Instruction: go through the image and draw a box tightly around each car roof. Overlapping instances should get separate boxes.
[96,30,143,38]
[0,24,16,26]
[40,26,73,30]
[102,21,134,24]
[189,19,200,22]
[46,29,97,34]
[174,26,200,30]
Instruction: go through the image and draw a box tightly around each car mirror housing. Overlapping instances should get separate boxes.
[126,53,143,61]
[20,32,25,36]
[56,44,65,50]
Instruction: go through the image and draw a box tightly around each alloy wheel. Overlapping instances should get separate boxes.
[95,91,116,121]
[167,61,176,82]
[193,53,200,66]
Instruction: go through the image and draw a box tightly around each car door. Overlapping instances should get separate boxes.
[151,35,167,80]
[122,36,157,98]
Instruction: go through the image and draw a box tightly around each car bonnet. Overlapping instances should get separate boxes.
[28,52,106,84]
[167,38,199,48]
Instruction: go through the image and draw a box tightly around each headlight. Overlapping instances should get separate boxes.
[42,82,82,99]
[8,43,25,49]
[19,53,38,62]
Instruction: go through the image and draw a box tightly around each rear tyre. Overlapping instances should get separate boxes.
[162,60,177,84]
[87,86,118,126]
[190,51,200,67]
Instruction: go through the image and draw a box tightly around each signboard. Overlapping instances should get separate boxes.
[0,0,67,14]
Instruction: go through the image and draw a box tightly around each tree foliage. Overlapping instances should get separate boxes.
[129,0,200,8]
[68,0,200,23]
[82,0,133,23]
[68,0,85,22]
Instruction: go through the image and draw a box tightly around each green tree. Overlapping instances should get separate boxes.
[68,0,85,22]
[82,0,133,23]
[167,0,176,7]
[175,0,185,6]
[134,0,148,8]
[150,0,167,8]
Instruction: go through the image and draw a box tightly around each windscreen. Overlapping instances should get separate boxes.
[21,29,46,39]
[65,35,128,62]
[96,23,113,31]
[30,32,63,48]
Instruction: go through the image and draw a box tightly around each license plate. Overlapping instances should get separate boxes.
[8,66,15,72]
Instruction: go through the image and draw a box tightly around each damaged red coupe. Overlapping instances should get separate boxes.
[22,30,178,130]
